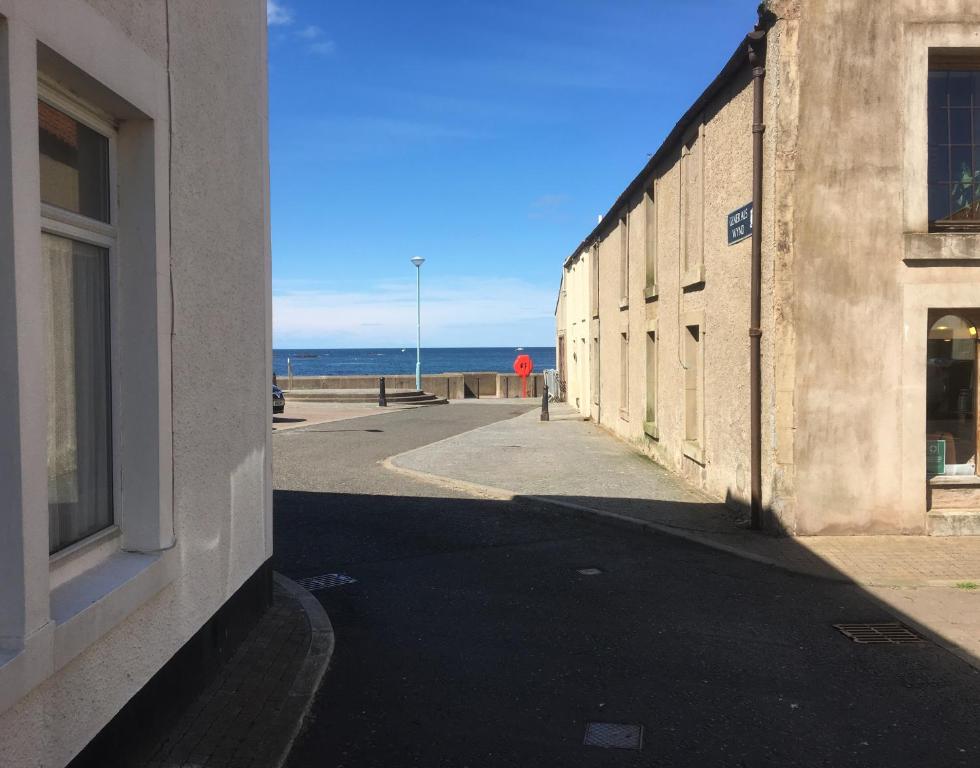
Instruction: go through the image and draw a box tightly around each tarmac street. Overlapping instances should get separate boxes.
[273,403,980,767]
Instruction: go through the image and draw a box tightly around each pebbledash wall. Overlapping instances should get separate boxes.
[556,0,980,535]
[0,1,273,765]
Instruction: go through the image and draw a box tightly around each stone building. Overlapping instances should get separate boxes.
[556,1,980,536]
[0,1,273,765]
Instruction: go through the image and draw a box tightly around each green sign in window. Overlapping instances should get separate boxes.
[927,439,946,475]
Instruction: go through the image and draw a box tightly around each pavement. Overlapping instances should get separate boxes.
[136,574,333,768]
[270,402,980,767]
[387,402,980,669]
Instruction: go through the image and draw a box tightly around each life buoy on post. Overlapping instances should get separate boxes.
[513,354,534,398]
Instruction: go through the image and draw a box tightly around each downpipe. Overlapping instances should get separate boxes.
[748,30,766,531]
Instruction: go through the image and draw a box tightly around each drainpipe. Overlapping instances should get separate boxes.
[748,30,766,531]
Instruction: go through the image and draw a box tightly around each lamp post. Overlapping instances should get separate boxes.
[411,256,425,390]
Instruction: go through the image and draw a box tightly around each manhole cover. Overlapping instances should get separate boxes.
[833,623,925,644]
[583,722,643,750]
[577,568,603,576]
[295,573,357,591]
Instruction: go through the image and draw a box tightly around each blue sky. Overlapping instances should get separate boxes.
[268,0,758,348]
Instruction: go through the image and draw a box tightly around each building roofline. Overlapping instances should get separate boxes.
[562,27,767,270]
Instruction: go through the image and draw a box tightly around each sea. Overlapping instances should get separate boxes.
[273,347,556,377]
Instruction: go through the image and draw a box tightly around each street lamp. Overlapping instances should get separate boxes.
[410,256,425,390]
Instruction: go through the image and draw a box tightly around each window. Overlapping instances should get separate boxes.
[591,333,600,407]
[39,97,115,554]
[927,312,977,476]
[644,183,657,298]
[928,62,980,230]
[619,332,629,419]
[619,213,629,307]
[683,321,704,461]
[645,327,658,438]
[590,243,599,319]
[681,125,704,285]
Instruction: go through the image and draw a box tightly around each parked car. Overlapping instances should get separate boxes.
[272,384,285,414]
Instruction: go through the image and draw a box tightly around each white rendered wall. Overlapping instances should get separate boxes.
[0,1,272,765]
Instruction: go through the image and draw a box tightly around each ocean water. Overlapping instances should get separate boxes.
[273,347,556,377]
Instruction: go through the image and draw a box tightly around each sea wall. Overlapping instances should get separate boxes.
[277,372,544,400]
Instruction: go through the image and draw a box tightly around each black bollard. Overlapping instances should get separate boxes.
[540,383,550,421]
[379,376,387,407]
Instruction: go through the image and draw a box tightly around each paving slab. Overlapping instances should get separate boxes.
[136,574,333,768]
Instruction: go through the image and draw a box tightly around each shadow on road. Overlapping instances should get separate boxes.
[273,487,980,768]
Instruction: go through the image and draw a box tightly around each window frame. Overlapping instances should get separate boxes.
[38,80,123,566]
[619,212,629,309]
[644,320,658,439]
[680,122,705,287]
[681,310,706,464]
[644,180,658,300]
[619,331,629,420]
[926,62,980,232]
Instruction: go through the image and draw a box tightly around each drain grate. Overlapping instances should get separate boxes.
[577,568,603,576]
[833,623,925,644]
[583,722,643,750]
[295,573,357,591]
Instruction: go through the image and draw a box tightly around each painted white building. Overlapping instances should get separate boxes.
[0,1,273,765]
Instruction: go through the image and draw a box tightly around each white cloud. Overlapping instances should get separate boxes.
[309,40,337,56]
[267,0,293,26]
[273,277,555,347]
[297,25,321,39]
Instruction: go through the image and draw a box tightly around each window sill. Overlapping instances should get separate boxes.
[644,285,658,301]
[904,232,980,262]
[643,421,659,440]
[683,440,705,465]
[681,266,704,289]
[50,547,178,671]
[49,524,121,590]
[929,474,980,488]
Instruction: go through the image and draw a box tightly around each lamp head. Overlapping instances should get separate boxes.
[410,256,425,268]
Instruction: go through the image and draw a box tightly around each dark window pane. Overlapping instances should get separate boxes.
[975,72,980,104]
[38,100,109,223]
[929,71,948,110]
[949,72,973,106]
[929,145,950,183]
[950,108,972,144]
[928,107,948,145]
[974,108,980,146]
[930,185,951,221]
[951,146,974,181]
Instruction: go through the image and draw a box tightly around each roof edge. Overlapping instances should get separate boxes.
[562,26,767,270]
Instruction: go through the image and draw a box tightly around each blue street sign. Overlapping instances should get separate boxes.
[727,202,753,245]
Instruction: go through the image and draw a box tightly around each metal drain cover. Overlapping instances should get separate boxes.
[583,722,643,750]
[295,573,356,591]
[834,623,925,644]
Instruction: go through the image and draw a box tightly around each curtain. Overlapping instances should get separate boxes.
[43,232,112,553]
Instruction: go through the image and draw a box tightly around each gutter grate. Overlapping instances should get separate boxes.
[295,573,357,591]
[833,623,925,644]
[583,722,643,750]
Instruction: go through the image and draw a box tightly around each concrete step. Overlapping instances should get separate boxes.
[928,509,980,536]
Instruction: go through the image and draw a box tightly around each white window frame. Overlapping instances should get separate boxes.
[38,81,125,580]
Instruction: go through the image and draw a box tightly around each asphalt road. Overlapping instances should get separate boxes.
[274,404,980,768]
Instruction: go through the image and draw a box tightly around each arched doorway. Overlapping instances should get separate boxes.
[927,312,977,476]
